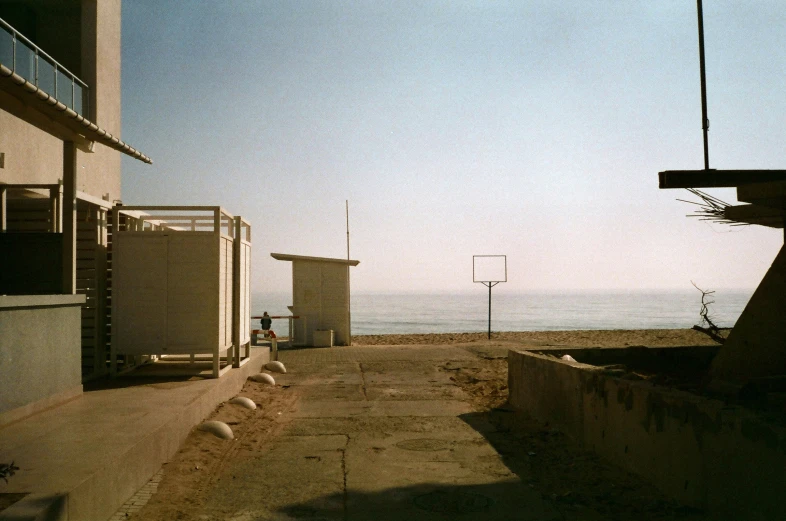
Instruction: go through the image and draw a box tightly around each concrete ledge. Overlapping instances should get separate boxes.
[0,347,269,521]
[0,295,85,310]
[0,384,82,428]
[508,348,786,519]
[0,493,67,521]
[1,296,84,419]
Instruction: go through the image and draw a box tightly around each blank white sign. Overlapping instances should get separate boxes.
[473,255,507,283]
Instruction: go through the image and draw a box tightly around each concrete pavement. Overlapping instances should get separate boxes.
[193,344,561,520]
[0,348,268,521]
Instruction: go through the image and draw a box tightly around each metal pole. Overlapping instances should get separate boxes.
[697,0,710,170]
[346,200,350,262]
[487,283,492,340]
[346,200,352,346]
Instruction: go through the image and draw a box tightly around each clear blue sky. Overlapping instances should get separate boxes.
[120,1,784,295]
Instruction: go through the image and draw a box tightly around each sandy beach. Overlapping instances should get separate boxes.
[352,328,720,347]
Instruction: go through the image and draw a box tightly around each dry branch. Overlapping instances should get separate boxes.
[691,281,726,344]
[677,189,746,227]
[0,461,19,483]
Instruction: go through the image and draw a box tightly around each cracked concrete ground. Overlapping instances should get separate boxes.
[127,344,559,520]
[125,342,706,521]
[217,348,556,520]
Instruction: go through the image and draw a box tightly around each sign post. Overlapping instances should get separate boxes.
[473,255,507,340]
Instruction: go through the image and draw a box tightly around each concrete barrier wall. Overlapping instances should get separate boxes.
[0,295,85,425]
[508,350,585,437]
[508,349,786,519]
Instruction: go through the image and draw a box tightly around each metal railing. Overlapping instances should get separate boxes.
[0,16,88,117]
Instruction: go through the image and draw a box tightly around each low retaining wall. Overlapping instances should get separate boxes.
[508,348,786,519]
[0,294,85,426]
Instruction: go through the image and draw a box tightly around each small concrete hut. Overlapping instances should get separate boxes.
[271,253,360,346]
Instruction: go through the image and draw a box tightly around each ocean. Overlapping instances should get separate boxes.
[251,289,753,336]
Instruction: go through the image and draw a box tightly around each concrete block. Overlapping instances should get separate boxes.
[313,330,334,347]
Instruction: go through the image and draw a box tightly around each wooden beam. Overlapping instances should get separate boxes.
[737,181,786,209]
[724,204,785,228]
[232,216,241,368]
[659,169,786,189]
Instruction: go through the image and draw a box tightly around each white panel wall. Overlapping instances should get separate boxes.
[219,236,234,349]
[292,261,321,345]
[167,234,219,352]
[292,261,351,346]
[319,263,350,345]
[113,232,234,355]
[113,235,167,354]
[238,241,251,344]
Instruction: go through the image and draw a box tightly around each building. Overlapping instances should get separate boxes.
[271,253,360,347]
[0,0,151,424]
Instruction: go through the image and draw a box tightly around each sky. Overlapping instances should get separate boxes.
[120,1,785,296]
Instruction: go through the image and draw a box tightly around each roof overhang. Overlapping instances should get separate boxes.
[0,63,152,164]
[724,204,785,228]
[660,171,786,229]
[271,253,360,266]
[658,169,786,189]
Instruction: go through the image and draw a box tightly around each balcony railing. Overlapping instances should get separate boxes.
[0,16,88,117]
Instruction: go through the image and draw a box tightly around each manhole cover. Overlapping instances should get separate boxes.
[394,438,451,451]
[413,490,493,513]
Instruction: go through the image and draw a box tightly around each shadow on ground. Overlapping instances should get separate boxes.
[83,375,200,392]
[457,407,709,521]
[267,407,707,521]
[274,480,561,521]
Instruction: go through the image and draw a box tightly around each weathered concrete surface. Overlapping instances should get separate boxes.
[508,348,786,520]
[711,244,786,382]
[0,347,268,521]
[196,347,560,521]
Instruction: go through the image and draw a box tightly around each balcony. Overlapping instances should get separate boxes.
[0,16,87,117]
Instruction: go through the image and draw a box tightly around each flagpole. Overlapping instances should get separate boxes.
[346,200,351,345]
